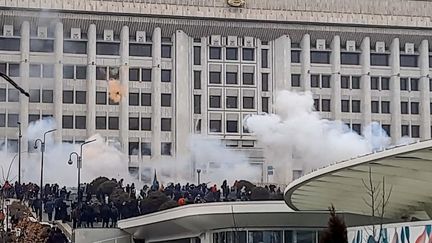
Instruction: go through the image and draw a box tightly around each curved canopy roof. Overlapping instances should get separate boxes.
[284,140,432,220]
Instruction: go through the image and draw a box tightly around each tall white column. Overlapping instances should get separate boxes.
[331,36,341,120]
[19,21,30,152]
[390,38,401,142]
[273,35,291,92]
[120,26,129,155]
[301,34,311,91]
[151,27,162,160]
[174,30,191,157]
[54,22,63,142]
[86,24,96,137]
[419,40,431,140]
[360,37,372,128]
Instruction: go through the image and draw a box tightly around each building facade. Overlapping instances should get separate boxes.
[1,0,432,183]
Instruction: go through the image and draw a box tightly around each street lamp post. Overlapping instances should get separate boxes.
[34,129,56,221]
[196,169,201,185]
[68,139,96,204]
[17,122,21,185]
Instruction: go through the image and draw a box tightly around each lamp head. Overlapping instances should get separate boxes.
[197,169,201,174]
[68,159,73,165]
[33,145,38,149]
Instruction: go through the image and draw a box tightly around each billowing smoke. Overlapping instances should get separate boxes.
[108,79,125,104]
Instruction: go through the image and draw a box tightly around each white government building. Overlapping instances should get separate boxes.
[1,0,432,184]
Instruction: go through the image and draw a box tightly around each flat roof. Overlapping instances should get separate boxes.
[285,140,432,220]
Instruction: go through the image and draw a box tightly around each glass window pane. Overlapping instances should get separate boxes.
[129,93,139,106]
[161,94,171,107]
[29,89,41,103]
[194,46,201,65]
[194,71,201,89]
[209,120,221,132]
[243,97,254,109]
[7,114,19,127]
[261,49,269,68]
[226,72,238,84]
[400,55,418,67]
[128,142,139,155]
[141,93,151,106]
[96,67,107,80]
[129,44,152,57]
[209,72,221,84]
[63,40,87,54]
[226,48,238,60]
[76,66,87,79]
[96,116,106,129]
[341,52,360,65]
[161,70,171,82]
[161,142,172,156]
[30,39,54,52]
[108,117,119,130]
[0,88,6,102]
[96,91,107,105]
[226,96,238,109]
[210,47,221,59]
[291,50,300,63]
[226,120,238,133]
[142,68,152,82]
[311,51,330,64]
[42,90,53,103]
[129,117,139,130]
[141,118,151,131]
[75,116,86,129]
[0,38,20,51]
[371,53,389,66]
[63,65,74,79]
[161,118,171,131]
[9,64,20,77]
[8,89,19,102]
[262,97,269,113]
[209,95,221,108]
[30,64,41,78]
[243,48,254,61]
[262,73,269,90]
[96,42,120,55]
[243,72,254,85]
[62,115,73,129]
[321,75,330,88]
[161,45,172,58]
[194,95,201,114]
[63,91,73,104]
[141,142,151,156]
[75,91,86,104]
[129,68,139,81]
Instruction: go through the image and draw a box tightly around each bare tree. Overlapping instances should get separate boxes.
[361,166,393,243]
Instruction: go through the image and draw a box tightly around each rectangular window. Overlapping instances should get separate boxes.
[400,78,408,91]
[209,47,221,60]
[226,48,238,60]
[28,114,40,124]
[194,46,201,65]
[352,76,360,89]
[62,115,73,129]
[261,49,269,68]
[242,48,255,61]
[129,68,139,81]
[0,38,20,51]
[371,101,379,113]
[291,74,300,87]
[314,99,320,111]
[411,125,420,138]
[209,72,221,84]
[194,95,201,114]
[226,96,238,109]
[243,96,254,109]
[342,100,350,112]
[311,51,330,64]
[96,42,120,55]
[42,64,54,78]
[311,75,320,88]
[63,40,87,54]
[401,102,409,114]
[161,69,171,82]
[371,77,379,90]
[371,53,389,66]
[352,124,362,134]
[129,93,139,106]
[76,66,87,79]
[129,117,139,130]
[129,142,139,156]
[381,77,390,90]
[96,67,107,80]
[8,89,19,102]
[96,91,107,105]
[108,117,119,130]
[63,65,74,79]
[402,125,410,136]
[382,125,391,136]
[226,72,238,85]
[75,116,86,129]
[30,39,54,52]
[9,64,19,77]
[0,114,5,127]
[0,63,5,74]
[322,99,331,112]
[226,120,238,133]
[352,100,361,113]
[341,52,360,65]
[142,68,152,82]
[161,45,172,58]
[29,89,41,103]
[30,64,41,78]
[410,78,419,91]
[381,101,390,114]
[75,91,86,104]
[141,93,151,106]
[161,118,171,131]
[63,91,73,104]
[42,90,53,103]
[7,114,18,127]
[141,118,151,131]
[129,43,152,57]
[262,73,269,91]
[96,116,106,129]
[209,95,221,108]
[209,120,222,132]
[321,75,331,88]
[243,72,254,85]
[194,71,201,89]
[411,102,419,114]
[262,97,269,113]
[141,142,151,156]
[341,76,350,89]
[161,143,172,156]
[161,94,171,107]
[0,88,5,102]
[400,55,418,67]
[291,50,301,63]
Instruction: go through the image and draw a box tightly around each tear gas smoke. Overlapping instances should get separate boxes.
[108,79,125,103]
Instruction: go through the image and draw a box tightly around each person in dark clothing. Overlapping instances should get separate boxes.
[110,205,119,228]
[71,205,80,229]
[85,205,95,228]
[47,227,68,243]
[33,198,42,218]
[100,204,111,228]
[44,198,55,221]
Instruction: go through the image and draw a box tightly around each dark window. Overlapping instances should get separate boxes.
[226,72,238,84]
[209,72,221,84]
[401,102,409,114]
[0,114,4,127]
[142,69,152,82]
[314,99,320,111]
[42,90,53,103]
[96,67,107,80]
[262,97,269,113]
[342,100,350,112]
[411,102,419,114]
[243,72,254,85]
[108,117,119,130]
[141,118,151,131]
[209,95,221,108]
[129,117,139,130]
[129,44,152,57]
[141,93,151,106]
[30,39,54,52]
[311,75,320,88]
[96,92,107,105]
[0,88,5,102]
[261,49,269,68]
[141,142,151,156]
[322,99,331,112]
[352,76,360,89]
[0,38,20,51]
[76,66,87,79]
[410,78,419,91]
[161,45,172,58]
[29,89,40,103]
[63,40,86,54]
[9,64,19,77]
[371,53,389,66]
[352,124,362,134]
[75,116,86,129]
[400,78,408,91]
[291,50,301,63]
[161,143,172,156]
[321,75,331,88]
[209,47,221,60]
[62,115,73,129]
[75,91,86,104]
[128,142,139,156]
[402,125,410,136]
[226,48,238,60]
[371,101,379,113]
[63,65,74,79]
[341,76,350,89]
[96,116,106,129]
[29,114,40,124]
[382,124,391,136]
[96,42,120,55]
[341,52,360,65]
[209,120,222,132]
[243,48,255,61]
[262,73,269,91]
[161,118,171,131]
[352,100,361,113]
[381,101,390,114]
[194,71,201,89]
[8,89,19,102]
[311,51,330,64]
[7,114,18,127]
[226,96,238,109]
[226,120,238,133]
[243,96,254,109]
[194,95,201,114]
[194,46,201,65]
[0,63,5,74]
[411,125,420,138]
[42,64,54,78]
[129,68,139,81]
[291,74,300,87]
[63,91,73,104]
[161,69,171,82]
[161,94,171,107]
[381,77,390,90]
[129,93,139,106]
[30,64,41,78]
[400,55,418,67]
